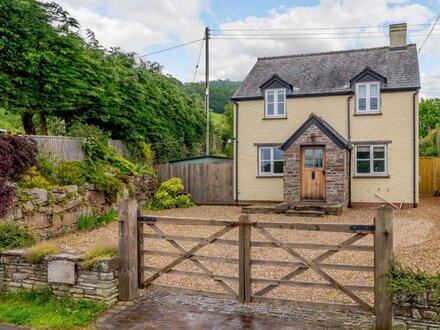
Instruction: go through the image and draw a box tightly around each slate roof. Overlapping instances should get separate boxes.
[280,113,351,151]
[232,44,420,99]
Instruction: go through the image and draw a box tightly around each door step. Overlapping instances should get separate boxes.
[284,209,325,217]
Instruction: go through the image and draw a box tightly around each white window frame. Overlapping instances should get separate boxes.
[355,82,381,113]
[265,88,286,118]
[258,146,283,176]
[355,144,388,176]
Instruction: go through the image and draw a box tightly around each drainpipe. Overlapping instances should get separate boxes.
[234,101,239,204]
[413,91,418,208]
[347,93,354,208]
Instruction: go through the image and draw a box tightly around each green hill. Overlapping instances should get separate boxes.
[184,80,241,114]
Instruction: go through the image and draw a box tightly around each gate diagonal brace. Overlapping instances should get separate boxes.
[253,233,367,297]
[146,223,237,296]
[255,227,373,313]
[142,224,236,288]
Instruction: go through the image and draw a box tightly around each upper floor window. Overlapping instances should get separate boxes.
[355,145,387,176]
[259,146,283,176]
[355,82,380,113]
[265,89,286,117]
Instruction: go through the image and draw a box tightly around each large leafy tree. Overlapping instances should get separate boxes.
[0,0,206,162]
[0,0,84,134]
[419,98,440,138]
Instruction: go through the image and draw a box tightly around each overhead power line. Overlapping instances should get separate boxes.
[211,23,431,32]
[211,23,432,32]
[137,38,204,58]
[418,14,440,53]
[193,37,205,82]
[212,34,440,40]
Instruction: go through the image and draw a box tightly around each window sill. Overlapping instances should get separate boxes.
[353,175,390,179]
[353,112,382,116]
[263,116,288,120]
[256,175,284,178]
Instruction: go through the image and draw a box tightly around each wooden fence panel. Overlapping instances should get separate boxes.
[30,135,127,161]
[155,163,234,204]
[419,157,440,194]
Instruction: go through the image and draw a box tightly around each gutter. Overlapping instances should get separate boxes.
[413,91,418,208]
[234,101,239,204]
[347,93,354,208]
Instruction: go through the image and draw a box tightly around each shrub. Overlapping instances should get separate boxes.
[0,132,38,180]
[84,162,123,199]
[387,261,440,303]
[83,244,118,269]
[150,177,193,210]
[37,152,57,184]
[26,243,60,263]
[95,208,118,225]
[0,179,15,219]
[17,167,50,189]
[54,160,87,186]
[109,155,138,176]
[0,223,36,251]
[78,214,96,230]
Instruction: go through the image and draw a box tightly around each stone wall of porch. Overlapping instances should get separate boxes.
[283,123,349,206]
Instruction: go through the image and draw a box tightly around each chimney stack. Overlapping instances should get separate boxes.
[389,23,407,49]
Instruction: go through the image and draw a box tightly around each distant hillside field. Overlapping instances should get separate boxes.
[184,80,241,114]
[210,111,223,126]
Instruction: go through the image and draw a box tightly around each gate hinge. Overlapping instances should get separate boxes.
[138,216,156,222]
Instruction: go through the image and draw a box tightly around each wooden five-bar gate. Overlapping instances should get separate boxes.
[119,200,393,329]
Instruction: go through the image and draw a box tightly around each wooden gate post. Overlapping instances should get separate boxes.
[239,214,251,303]
[374,205,394,330]
[137,209,145,287]
[118,199,138,301]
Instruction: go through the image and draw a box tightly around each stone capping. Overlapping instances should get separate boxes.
[0,249,119,307]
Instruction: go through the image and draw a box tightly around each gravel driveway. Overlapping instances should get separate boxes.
[50,196,439,305]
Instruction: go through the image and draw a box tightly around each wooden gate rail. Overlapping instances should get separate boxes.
[119,202,393,330]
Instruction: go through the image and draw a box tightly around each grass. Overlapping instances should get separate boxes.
[0,287,105,329]
[26,243,60,263]
[95,208,118,225]
[210,111,224,126]
[78,214,96,230]
[83,244,118,269]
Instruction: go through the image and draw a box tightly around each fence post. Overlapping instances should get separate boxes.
[118,199,138,301]
[374,205,394,330]
[137,209,144,287]
[239,214,251,303]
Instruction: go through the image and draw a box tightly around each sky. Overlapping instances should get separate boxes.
[49,0,440,98]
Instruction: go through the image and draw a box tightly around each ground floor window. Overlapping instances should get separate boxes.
[259,146,283,176]
[355,145,387,175]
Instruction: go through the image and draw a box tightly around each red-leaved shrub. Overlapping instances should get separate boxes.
[0,178,14,219]
[0,133,38,180]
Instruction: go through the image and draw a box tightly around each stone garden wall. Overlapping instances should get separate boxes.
[394,297,440,323]
[0,249,119,306]
[3,176,155,238]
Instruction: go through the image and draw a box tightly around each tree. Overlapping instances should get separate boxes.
[0,0,207,162]
[0,0,84,134]
[419,98,440,138]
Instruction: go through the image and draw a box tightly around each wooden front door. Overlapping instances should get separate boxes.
[301,146,326,200]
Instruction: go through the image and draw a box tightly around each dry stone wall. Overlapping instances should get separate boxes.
[3,176,155,238]
[0,249,119,306]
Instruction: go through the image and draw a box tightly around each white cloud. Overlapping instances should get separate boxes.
[50,0,206,52]
[209,0,434,81]
[420,70,440,98]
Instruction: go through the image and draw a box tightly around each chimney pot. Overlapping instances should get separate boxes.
[389,23,407,49]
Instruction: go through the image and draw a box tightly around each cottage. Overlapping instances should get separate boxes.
[232,23,420,208]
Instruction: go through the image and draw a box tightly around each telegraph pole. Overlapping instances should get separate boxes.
[205,27,210,156]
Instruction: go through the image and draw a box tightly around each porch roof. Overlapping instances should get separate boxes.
[280,113,351,151]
